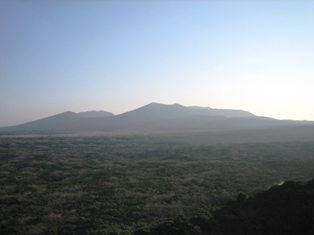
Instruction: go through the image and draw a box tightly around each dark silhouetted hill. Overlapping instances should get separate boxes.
[211,178,314,235]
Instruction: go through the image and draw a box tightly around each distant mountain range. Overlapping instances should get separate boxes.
[1,102,313,135]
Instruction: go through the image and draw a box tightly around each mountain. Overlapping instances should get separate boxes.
[78,110,114,118]
[111,103,254,123]
[0,102,313,135]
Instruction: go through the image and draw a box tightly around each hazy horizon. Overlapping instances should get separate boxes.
[1,1,314,127]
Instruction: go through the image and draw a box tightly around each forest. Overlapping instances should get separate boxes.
[0,135,313,234]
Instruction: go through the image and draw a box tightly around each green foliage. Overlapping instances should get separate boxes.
[213,179,314,235]
[0,136,313,234]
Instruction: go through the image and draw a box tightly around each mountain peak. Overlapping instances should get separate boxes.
[144,102,186,109]
[78,110,114,118]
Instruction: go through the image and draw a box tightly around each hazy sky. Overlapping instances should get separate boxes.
[1,1,314,127]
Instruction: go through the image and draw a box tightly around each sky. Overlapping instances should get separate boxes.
[1,1,314,127]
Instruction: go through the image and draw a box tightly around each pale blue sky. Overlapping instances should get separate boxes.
[1,1,314,127]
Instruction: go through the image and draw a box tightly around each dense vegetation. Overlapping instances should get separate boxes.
[212,178,314,235]
[0,136,313,234]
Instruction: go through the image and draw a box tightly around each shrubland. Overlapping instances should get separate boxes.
[0,135,313,234]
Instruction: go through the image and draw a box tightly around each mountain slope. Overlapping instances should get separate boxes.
[188,105,254,117]
[0,112,86,133]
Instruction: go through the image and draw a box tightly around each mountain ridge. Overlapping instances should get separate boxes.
[0,103,313,135]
